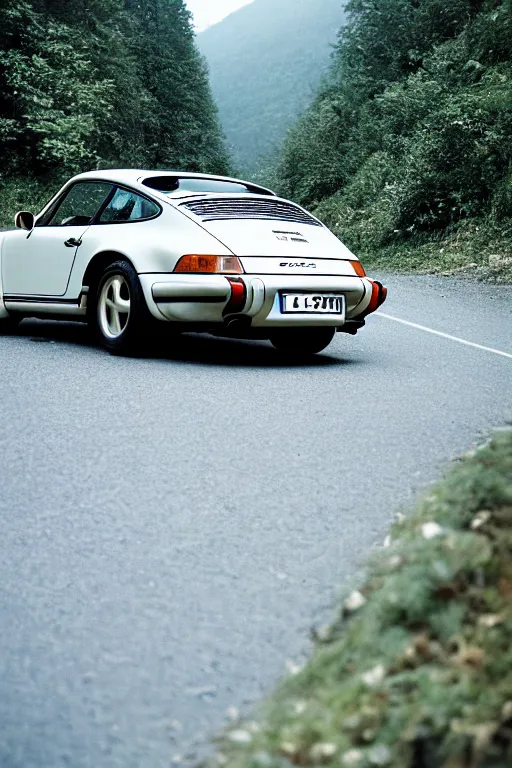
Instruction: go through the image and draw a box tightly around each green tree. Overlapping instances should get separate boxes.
[276,0,512,249]
[123,0,230,173]
[0,0,229,187]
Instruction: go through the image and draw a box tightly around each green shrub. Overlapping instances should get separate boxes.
[0,175,59,229]
[492,171,512,222]
[312,152,398,250]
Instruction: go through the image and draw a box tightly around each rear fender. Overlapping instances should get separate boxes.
[0,232,10,319]
[356,278,388,318]
[67,207,234,299]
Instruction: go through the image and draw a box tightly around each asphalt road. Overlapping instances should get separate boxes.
[0,275,510,768]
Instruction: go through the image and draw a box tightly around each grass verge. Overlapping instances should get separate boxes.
[358,219,512,284]
[215,429,512,768]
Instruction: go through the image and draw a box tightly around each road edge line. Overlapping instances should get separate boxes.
[377,312,512,360]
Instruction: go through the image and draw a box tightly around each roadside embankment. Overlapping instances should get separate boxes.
[358,218,512,284]
[215,429,512,768]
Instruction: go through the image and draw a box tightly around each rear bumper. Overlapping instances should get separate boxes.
[139,273,378,328]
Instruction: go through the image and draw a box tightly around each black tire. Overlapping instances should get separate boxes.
[90,260,155,355]
[269,327,336,356]
[0,316,21,335]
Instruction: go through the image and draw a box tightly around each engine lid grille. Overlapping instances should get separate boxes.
[180,198,322,227]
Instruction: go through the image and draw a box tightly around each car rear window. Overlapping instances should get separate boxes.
[142,176,274,197]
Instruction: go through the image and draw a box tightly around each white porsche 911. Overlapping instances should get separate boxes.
[0,170,387,355]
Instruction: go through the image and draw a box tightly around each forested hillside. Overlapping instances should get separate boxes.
[198,0,345,174]
[0,0,229,225]
[276,0,512,276]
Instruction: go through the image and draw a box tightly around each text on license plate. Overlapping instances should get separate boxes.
[281,294,344,314]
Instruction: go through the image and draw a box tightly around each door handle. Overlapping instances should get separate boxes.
[64,238,82,248]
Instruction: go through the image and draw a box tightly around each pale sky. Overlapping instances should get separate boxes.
[186,0,255,31]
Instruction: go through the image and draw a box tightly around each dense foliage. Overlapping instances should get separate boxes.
[217,429,512,768]
[0,0,229,222]
[198,0,344,174]
[276,0,512,257]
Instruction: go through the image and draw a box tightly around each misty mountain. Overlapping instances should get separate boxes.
[198,0,345,175]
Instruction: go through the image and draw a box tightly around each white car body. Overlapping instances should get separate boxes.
[0,170,387,352]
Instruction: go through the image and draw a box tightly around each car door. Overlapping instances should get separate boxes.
[2,181,113,297]
[62,186,162,299]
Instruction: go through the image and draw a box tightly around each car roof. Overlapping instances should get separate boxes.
[68,169,275,196]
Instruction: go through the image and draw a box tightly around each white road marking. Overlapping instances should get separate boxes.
[378,312,512,360]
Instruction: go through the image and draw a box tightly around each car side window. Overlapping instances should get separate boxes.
[40,182,113,227]
[98,189,160,223]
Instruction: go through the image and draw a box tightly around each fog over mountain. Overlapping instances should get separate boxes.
[198,0,345,175]
[187,0,254,32]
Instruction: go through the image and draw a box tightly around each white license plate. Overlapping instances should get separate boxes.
[281,293,344,314]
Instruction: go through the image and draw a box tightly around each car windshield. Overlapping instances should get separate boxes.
[142,176,273,196]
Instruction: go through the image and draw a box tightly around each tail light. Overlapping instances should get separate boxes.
[224,278,247,314]
[349,260,366,277]
[360,280,388,317]
[174,255,243,274]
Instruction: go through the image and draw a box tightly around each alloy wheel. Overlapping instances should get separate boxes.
[98,274,131,339]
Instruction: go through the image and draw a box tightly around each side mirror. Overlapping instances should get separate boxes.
[14,211,35,230]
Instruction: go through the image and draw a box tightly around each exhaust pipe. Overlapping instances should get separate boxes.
[223,315,253,336]
[337,319,366,335]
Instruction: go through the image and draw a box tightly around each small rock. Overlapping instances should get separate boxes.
[478,614,503,628]
[421,522,443,539]
[294,700,307,715]
[362,664,385,687]
[344,590,366,613]
[404,644,416,661]
[310,742,337,760]
[286,660,303,675]
[226,707,239,722]
[471,510,491,530]
[314,625,332,642]
[456,646,485,668]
